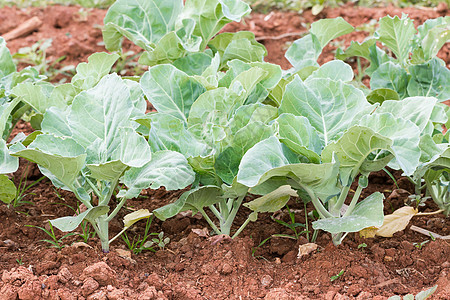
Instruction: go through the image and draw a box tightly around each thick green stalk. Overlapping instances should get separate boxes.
[221,195,245,236]
[300,184,333,219]
[199,207,222,236]
[343,184,364,218]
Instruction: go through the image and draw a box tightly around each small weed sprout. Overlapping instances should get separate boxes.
[330,269,345,282]
[357,243,367,250]
[26,222,77,250]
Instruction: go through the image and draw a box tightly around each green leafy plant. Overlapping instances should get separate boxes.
[9,53,195,252]
[102,0,265,70]
[271,205,307,240]
[0,37,43,206]
[135,59,295,238]
[9,166,45,209]
[26,222,78,250]
[118,215,169,254]
[16,257,24,265]
[387,285,437,300]
[330,269,345,282]
[337,15,449,103]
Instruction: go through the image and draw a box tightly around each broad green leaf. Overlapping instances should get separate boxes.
[370,62,409,99]
[119,150,195,199]
[103,0,183,51]
[310,17,354,49]
[182,0,251,49]
[71,52,119,90]
[215,121,274,184]
[69,74,149,166]
[188,67,267,128]
[0,37,15,78]
[415,285,438,300]
[142,113,208,157]
[11,135,86,190]
[359,113,420,175]
[244,185,297,213]
[87,160,128,182]
[11,82,67,114]
[153,186,222,221]
[366,88,400,104]
[308,60,353,82]
[0,138,18,174]
[322,126,393,181]
[276,113,321,163]
[0,174,16,204]
[50,206,109,232]
[139,31,190,66]
[208,31,266,66]
[140,65,206,122]
[366,45,392,76]
[219,60,281,104]
[173,53,213,76]
[376,96,437,133]
[123,209,151,228]
[420,27,449,62]
[41,107,72,137]
[285,34,322,69]
[312,192,384,233]
[407,58,450,101]
[229,103,278,134]
[280,76,370,146]
[336,39,376,61]
[237,137,340,200]
[376,14,416,65]
[222,178,248,198]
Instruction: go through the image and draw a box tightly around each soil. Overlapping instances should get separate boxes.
[1,2,450,300]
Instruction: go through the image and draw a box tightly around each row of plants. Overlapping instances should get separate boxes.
[1,0,449,252]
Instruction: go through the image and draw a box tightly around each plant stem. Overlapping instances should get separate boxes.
[343,184,364,217]
[222,195,245,235]
[85,177,102,199]
[100,178,119,206]
[198,208,222,236]
[209,204,224,223]
[333,184,351,215]
[300,184,333,219]
[416,209,444,216]
[105,197,126,222]
[304,201,310,242]
[97,216,110,252]
[231,216,252,239]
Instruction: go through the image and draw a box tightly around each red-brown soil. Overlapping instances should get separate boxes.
[1,3,450,300]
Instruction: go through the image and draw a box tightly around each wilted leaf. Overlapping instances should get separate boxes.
[123,209,151,228]
[359,226,378,238]
[376,206,418,237]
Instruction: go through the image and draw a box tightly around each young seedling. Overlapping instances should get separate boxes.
[26,222,77,250]
[271,205,307,240]
[357,243,367,250]
[330,269,345,282]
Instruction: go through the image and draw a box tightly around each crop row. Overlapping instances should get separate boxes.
[1,0,449,252]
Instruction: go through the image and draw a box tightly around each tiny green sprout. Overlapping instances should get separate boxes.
[330,269,345,282]
[16,258,24,265]
[357,243,367,250]
[413,240,429,249]
[429,233,436,241]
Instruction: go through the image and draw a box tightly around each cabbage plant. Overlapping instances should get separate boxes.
[237,60,441,245]
[9,72,195,252]
[337,15,450,102]
[134,60,298,237]
[102,0,266,70]
[0,37,44,205]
